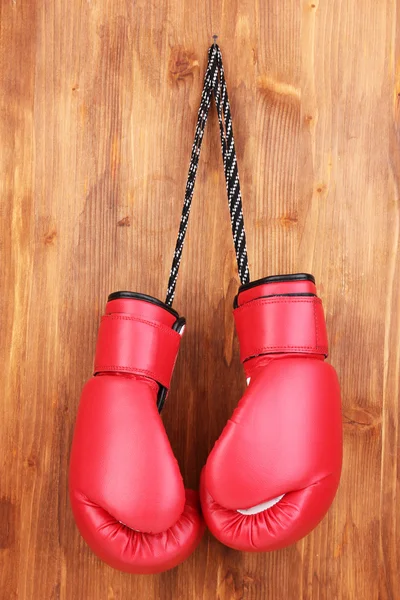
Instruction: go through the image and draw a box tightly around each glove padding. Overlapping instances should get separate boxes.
[69,294,204,573]
[200,274,342,551]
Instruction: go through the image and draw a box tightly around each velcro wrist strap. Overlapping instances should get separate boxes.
[233,296,328,362]
[94,314,182,389]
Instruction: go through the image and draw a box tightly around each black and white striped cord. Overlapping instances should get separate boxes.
[214,46,250,287]
[165,44,218,307]
[165,42,250,307]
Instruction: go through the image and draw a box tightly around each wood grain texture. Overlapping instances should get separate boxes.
[0,0,399,598]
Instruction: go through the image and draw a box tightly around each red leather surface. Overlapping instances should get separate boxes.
[234,296,328,361]
[201,276,342,552]
[94,314,181,389]
[105,297,177,325]
[69,297,204,573]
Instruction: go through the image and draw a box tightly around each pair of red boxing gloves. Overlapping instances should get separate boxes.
[69,43,342,573]
[69,273,342,574]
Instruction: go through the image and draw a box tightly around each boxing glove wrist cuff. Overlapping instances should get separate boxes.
[94,307,182,389]
[234,273,317,306]
[233,294,328,362]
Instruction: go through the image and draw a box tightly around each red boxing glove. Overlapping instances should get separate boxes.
[200,274,342,551]
[69,293,204,573]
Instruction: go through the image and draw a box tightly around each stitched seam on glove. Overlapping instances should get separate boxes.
[93,364,173,387]
[314,298,319,348]
[101,315,181,340]
[243,344,328,354]
[234,296,322,314]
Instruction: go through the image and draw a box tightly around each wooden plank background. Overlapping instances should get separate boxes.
[0,0,399,598]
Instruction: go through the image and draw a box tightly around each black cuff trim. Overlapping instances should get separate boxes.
[238,273,315,294]
[107,291,180,319]
[233,274,316,308]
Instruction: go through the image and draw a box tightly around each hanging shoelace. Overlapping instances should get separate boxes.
[165,42,250,307]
